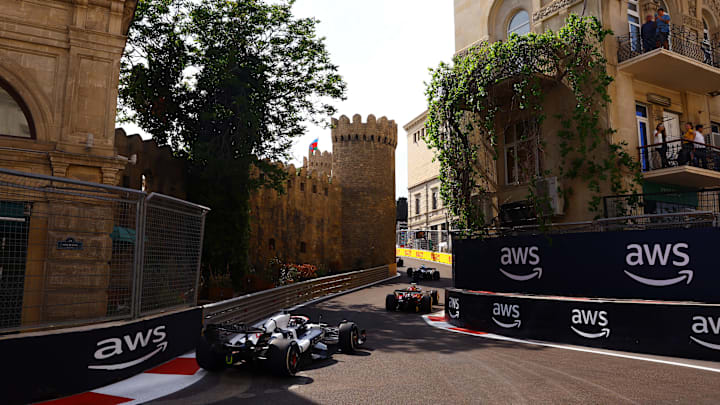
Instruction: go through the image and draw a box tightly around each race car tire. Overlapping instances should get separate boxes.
[433,271,440,281]
[407,268,414,277]
[420,295,432,313]
[397,258,404,267]
[196,334,226,372]
[385,294,397,311]
[339,322,359,354]
[431,291,439,305]
[268,339,300,377]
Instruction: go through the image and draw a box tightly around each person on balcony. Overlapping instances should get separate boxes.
[653,123,669,168]
[679,122,695,166]
[655,8,671,50]
[694,124,708,169]
[641,15,657,52]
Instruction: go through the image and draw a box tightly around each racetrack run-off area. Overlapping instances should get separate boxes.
[61,258,720,404]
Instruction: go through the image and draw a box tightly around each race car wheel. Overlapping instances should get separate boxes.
[397,258,404,267]
[339,322,359,354]
[431,291,439,305]
[385,294,397,311]
[406,268,414,277]
[420,295,432,313]
[196,334,226,372]
[433,271,441,281]
[268,339,300,377]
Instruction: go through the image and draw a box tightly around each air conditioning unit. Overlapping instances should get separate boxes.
[710,133,720,148]
[535,176,565,216]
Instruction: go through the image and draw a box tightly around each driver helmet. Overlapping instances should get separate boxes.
[409,283,419,291]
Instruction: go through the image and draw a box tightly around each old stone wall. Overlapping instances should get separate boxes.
[114,128,186,199]
[249,164,342,274]
[303,150,333,177]
[332,114,397,270]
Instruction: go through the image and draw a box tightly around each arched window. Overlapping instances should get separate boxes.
[0,80,34,138]
[507,10,530,37]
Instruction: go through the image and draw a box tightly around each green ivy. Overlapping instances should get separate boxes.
[425,15,642,236]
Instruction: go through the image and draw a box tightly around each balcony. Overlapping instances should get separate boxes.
[637,139,720,188]
[617,25,720,95]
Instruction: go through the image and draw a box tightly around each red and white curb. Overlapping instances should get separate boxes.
[422,311,720,374]
[37,352,206,405]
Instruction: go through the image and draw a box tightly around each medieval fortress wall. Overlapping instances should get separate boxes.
[250,114,397,273]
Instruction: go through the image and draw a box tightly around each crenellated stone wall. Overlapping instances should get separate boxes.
[249,163,342,274]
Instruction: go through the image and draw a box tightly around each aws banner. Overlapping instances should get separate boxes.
[453,227,720,302]
[445,289,720,362]
[0,308,202,405]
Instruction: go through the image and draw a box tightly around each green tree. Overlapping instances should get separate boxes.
[120,0,346,289]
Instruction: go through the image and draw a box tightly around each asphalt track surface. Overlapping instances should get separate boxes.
[149,258,720,405]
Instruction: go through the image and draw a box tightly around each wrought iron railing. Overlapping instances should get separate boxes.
[637,138,720,173]
[618,23,720,68]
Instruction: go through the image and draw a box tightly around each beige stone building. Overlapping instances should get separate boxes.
[451,0,720,224]
[0,0,138,329]
[405,110,449,233]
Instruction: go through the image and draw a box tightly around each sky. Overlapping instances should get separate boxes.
[120,0,455,199]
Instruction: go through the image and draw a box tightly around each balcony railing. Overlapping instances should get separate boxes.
[638,138,720,173]
[618,24,720,69]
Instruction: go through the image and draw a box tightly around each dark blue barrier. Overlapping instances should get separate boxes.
[445,289,720,362]
[0,308,202,405]
[453,227,720,302]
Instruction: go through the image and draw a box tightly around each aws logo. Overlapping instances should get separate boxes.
[690,316,720,351]
[88,325,167,370]
[491,303,521,328]
[498,246,542,281]
[448,297,460,319]
[570,309,610,339]
[624,243,693,287]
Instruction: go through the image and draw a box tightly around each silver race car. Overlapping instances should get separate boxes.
[197,312,366,376]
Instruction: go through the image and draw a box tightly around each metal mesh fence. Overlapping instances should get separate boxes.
[0,169,208,333]
[139,194,206,316]
[398,212,717,251]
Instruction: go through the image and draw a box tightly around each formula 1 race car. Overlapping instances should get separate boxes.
[385,284,439,313]
[406,264,440,281]
[196,312,366,376]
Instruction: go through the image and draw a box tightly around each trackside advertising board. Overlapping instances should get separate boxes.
[453,227,720,302]
[445,289,720,362]
[396,248,452,265]
[0,308,202,405]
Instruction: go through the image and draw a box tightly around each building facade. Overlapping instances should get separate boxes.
[0,0,138,328]
[452,0,720,223]
[405,110,450,232]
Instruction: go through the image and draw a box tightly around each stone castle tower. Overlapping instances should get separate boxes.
[303,150,333,177]
[331,114,397,270]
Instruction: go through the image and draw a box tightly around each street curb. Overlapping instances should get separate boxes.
[289,272,401,311]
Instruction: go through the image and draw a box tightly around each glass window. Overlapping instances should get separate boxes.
[507,10,530,37]
[505,121,539,184]
[415,196,420,215]
[431,189,438,210]
[0,83,33,138]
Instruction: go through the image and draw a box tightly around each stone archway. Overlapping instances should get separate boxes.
[0,59,52,143]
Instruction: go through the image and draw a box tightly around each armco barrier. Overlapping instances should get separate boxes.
[203,265,394,325]
[453,227,720,302]
[0,308,202,405]
[396,248,452,265]
[445,289,720,362]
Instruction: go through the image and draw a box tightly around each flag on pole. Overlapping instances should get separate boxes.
[309,138,319,152]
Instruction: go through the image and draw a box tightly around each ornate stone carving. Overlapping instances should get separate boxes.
[709,0,720,18]
[688,0,697,16]
[532,0,582,23]
[682,14,703,31]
